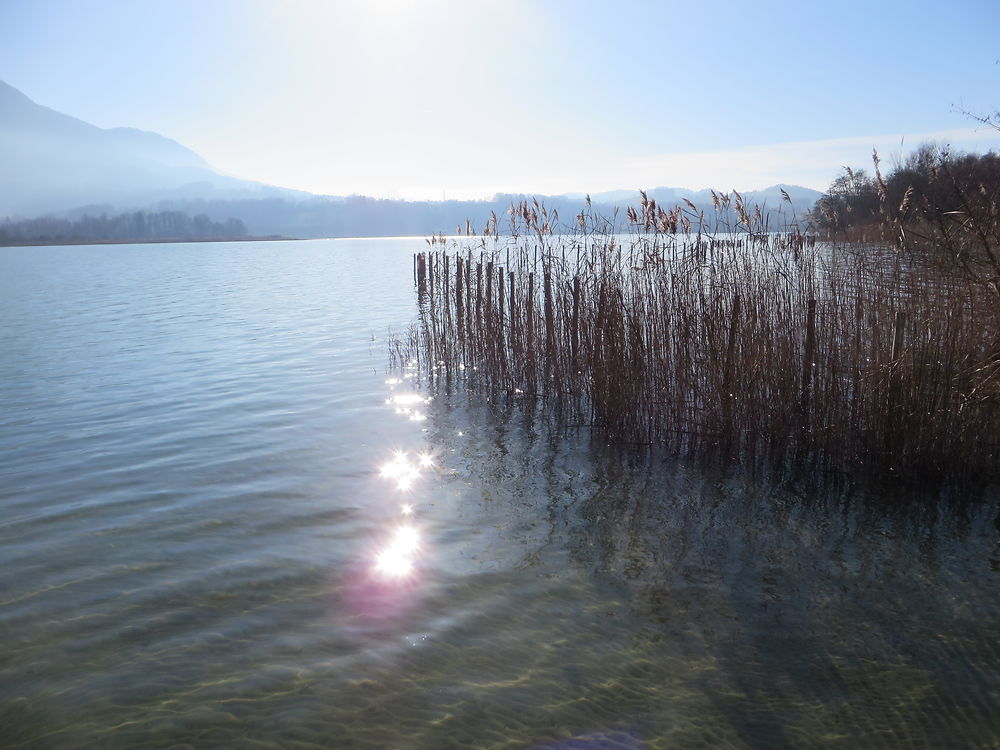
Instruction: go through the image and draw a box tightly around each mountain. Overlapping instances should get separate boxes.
[0,79,824,234]
[0,80,300,217]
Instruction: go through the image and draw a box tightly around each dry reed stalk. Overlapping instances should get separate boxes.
[404,200,1000,483]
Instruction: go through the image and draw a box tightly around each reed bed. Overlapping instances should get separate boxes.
[399,196,1000,482]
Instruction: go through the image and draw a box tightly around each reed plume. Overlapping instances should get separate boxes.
[403,197,1000,483]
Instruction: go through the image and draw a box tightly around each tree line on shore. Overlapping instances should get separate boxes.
[0,210,248,245]
[811,144,1000,296]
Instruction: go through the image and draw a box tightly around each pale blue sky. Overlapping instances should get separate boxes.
[2,0,998,198]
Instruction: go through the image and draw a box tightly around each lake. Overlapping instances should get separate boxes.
[0,239,997,749]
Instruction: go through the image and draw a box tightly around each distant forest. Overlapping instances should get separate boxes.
[0,185,823,245]
[811,146,1000,236]
[149,186,820,240]
[810,145,1000,294]
[0,210,248,245]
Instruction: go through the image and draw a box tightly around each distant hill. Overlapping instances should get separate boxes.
[0,79,823,235]
[153,186,822,240]
[559,184,823,212]
[0,80,301,216]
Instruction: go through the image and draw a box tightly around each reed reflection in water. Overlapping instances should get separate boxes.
[399,391,1000,749]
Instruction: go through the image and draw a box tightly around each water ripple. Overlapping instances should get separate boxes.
[1,240,998,749]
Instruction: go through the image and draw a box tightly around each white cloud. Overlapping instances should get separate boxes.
[621,128,1000,192]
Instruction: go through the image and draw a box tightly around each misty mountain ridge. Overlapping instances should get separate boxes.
[0,79,823,237]
[0,80,304,217]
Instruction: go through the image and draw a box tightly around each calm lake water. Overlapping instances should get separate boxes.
[0,239,997,749]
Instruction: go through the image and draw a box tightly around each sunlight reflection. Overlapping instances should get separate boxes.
[374,546,414,578]
[374,524,421,579]
[370,375,436,585]
[389,392,429,407]
[392,525,419,553]
[379,450,421,490]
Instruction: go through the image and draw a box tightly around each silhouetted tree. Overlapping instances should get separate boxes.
[812,167,878,233]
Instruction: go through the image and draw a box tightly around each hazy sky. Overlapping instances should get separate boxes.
[2,0,999,199]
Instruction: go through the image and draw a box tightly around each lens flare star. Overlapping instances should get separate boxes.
[379,451,421,490]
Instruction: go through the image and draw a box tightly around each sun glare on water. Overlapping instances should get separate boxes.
[379,450,421,490]
[375,546,414,578]
[374,524,421,579]
[370,383,437,581]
